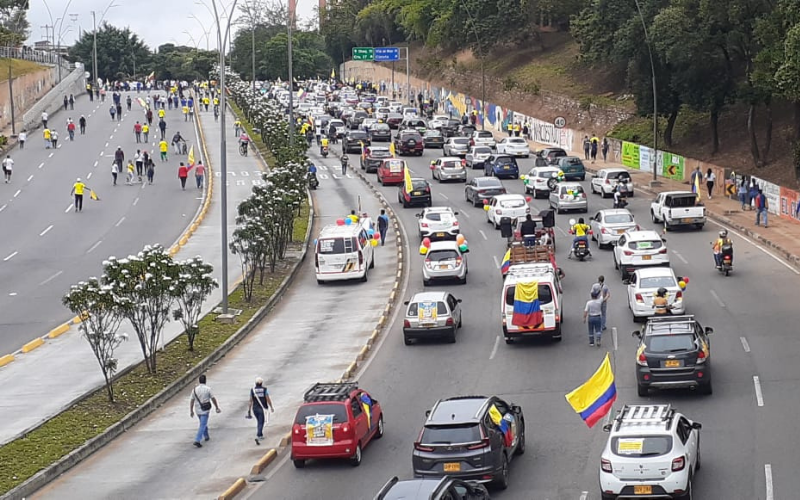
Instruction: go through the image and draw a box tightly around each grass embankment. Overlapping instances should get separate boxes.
[0,106,310,494]
[608,108,708,146]
[0,58,45,81]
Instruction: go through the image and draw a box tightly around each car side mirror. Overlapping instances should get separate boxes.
[457,298,463,303]
[632,330,641,339]
[603,423,612,432]
[592,174,598,178]
[425,409,431,418]
[661,237,667,242]
[454,211,459,215]
[692,422,702,430]
[403,300,409,305]
[415,213,422,218]
[512,405,522,413]
[705,327,714,335]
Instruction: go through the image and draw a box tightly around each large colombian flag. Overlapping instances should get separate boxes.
[511,280,543,327]
[565,353,617,428]
[404,165,414,194]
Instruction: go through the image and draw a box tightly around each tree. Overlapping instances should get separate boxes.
[152,44,218,81]
[171,257,218,351]
[63,278,131,402]
[0,0,28,46]
[68,23,152,80]
[102,245,178,374]
[230,215,269,302]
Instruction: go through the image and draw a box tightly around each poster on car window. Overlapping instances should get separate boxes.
[387,160,405,173]
[418,301,437,325]
[306,414,334,446]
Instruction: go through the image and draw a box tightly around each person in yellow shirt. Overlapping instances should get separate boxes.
[158,108,165,119]
[142,123,150,142]
[43,128,52,148]
[159,140,169,162]
[182,105,189,121]
[71,177,86,212]
[202,96,209,111]
[213,97,219,107]
[234,120,242,136]
[570,217,591,257]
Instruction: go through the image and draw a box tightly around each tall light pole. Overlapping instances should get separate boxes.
[251,26,256,95]
[189,14,213,51]
[90,1,118,86]
[633,0,659,183]
[460,0,486,130]
[287,9,295,145]
[208,0,241,313]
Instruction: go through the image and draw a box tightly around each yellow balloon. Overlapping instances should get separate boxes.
[679,280,686,289]
[483,204,491,211]
[419,245,428,255]
[520,175,527,181]
[371,239,379,247]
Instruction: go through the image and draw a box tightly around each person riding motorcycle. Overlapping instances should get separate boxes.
[570,218,591,255]
[613,184,628,209]
[712,229,733,268]
[320,136,329,155]
[653,287,670,315]
[307,161,319,187]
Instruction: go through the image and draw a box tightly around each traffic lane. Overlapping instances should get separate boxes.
[33,153,395,500]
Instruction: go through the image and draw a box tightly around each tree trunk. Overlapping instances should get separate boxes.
[764,100,773,160]
[104,373,114,402]
[747,104,762,167]
[710,110,720,155]
[663,110,678,148]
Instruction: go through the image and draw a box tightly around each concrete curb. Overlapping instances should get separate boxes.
[218,478,247,500]
[0,181,315,500]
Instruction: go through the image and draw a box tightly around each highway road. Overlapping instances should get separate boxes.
[0,93,201,353]
[247,142,799,499]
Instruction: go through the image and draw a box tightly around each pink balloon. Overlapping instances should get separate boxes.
[336,218,345,226]
[422,237,431,248]
[373,232,381,240]
[525,196,532,202]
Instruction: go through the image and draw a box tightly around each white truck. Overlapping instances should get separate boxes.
[650,191,706,230]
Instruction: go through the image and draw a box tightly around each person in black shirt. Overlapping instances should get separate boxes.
[247,377,274,445]
[519,214,537,247]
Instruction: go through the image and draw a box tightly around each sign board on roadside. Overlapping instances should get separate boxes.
[554,116,566,129]
[352,47,375,61]
[374,47,400,62]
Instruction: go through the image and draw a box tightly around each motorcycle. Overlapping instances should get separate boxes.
[571,238,591,261]
[321,145,329,158]
[718,244,733,276]
[307,171,319,190]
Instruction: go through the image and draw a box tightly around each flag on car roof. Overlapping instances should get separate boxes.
[404,165,413,194]
[500,249,511,275]
[565,353,617,428]
[489,404,514,447]
[511,281,542,327]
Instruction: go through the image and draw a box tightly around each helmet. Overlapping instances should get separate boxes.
[656,287,667,297]
[578,217,585,224]
[719,229,728,238]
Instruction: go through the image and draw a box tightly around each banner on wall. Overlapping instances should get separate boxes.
[779,186,800,220]
[660,152,685,181]
[752,175,781,215]
[639,146,653,173]
[527,116,574,150]
[621,142,640,169]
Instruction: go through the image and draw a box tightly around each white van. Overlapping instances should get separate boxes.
[315,223,375,284]
[501,263,563,343]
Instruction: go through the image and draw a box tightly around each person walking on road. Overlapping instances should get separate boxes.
[69,94,74,110]
[378,209,389,246]
[109,105,116,121]
[146,158,156,184]
[43,128,52,149]
[602,138,609,162]
[18,130,26,149]
[79,115,86,135]
[134,121,143,143]
[71,178,86,212]
[159,119,167,140]
[126,95,132,111]
[126,161,135,185]
[194,160,205,190]
[42,111,48,128]
[67,119,76,141]
[142,122,149,143]
[111,161,120,186]
[582,135,591,160]
[63,95,69,111]
[159,139,169,162]
[590,134,599,163]
[592,276,611,332]
[178,162,188,190]
[189,374,221,448]
[247,377,274,445]
[116,103,123,121]
[2,155,13,183]
[114,147,125,170]
[135,150,144,177]
[50,130,59,149]
[583,289,604,347]
[755,188,768,228]
[704,168,716,199]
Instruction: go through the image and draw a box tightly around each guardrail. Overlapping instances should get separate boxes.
[0,45,72,72]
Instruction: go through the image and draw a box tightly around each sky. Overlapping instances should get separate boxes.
[26,0,316,51]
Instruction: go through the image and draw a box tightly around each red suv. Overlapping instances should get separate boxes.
[291,382,384,468]
[394,131,425,156]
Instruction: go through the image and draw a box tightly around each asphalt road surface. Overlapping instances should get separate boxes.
[0,94,201,353]
[246,140,797,499]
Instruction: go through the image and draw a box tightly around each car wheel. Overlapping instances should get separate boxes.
[447,328,457,343]
[494,454,510,490]
[361,268,368,282]
[678,476,693,500]
[369,256,375,269]
[350,443,362,467]
[504,336,514,345]
[293,459,306,468]
[317,279,324,285]
[591,184,596,194]
[601,494,616,500]
[422,278,431,287]
[552,324,562,342]
[700,381,713,395]
[651,210,658,223]
[460,275,467,284]
[402,199,409,208]
[580,175,586,181]
[637,383,648,397]
[375,415,385,438]
[515,422,526,455]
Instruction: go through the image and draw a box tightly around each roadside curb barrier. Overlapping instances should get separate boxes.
[217,478,247,500]
[249,449,277,476]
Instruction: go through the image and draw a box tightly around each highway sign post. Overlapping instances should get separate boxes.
[374,47,400,62]
[554,116,567,129]
[352,47,375,61]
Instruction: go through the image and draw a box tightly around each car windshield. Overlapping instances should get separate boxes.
[425,130,442,137]
[560,185,585,194]
[477,131,493,138]
[411,180,428,190]
[330,121,344,127]
[374,124,390,131]
[442,161,462,169]
[474,147,492,155]
[612,436,673,458]
[421,424,481,445]
[402,134,422,141]
[478,179,503,188]
[371,150,391,157]
[605,213,634,224]
[452,138,469,145]
[294,403,349,424]
[317,237,353,254]
[496,157,516,165]
[608,171,631,180]
[536,170,556,178]
[349,131,367,138]
[499,198,525,208]
[509,138,526,144]
[646,333,696,353]
[562,158,583,165]
[639,276,677,288]
[627,239,663,250]
[407,301,448,316]
[427,249,459,261]
[425,212,454,222]
[505,283,554,305]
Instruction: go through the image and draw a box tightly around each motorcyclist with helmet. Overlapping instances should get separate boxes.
[712,229,733,269]
[653,287,671,315]
[613,184,628,209]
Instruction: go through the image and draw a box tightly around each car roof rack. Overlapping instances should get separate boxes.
[611,404,674,432]
[645,315,696,335]
[303,382,358,403]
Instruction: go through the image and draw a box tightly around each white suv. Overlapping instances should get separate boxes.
[613,230,669,281]
[600,404,701,500]
[417,207,460,241]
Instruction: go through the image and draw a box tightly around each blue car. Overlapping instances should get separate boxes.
[484,154,520,179]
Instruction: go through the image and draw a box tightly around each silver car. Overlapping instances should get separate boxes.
[549,182,588,213]
[402,291,463,344]
[443,137,470,157]
[431,157,468,182]
[589,209,638,248]
[422,241,468,285]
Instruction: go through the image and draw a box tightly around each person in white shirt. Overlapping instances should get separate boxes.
[2,155,13,183]
[189,374,221,448]
[18,130,26,149]
[41,111,48,128]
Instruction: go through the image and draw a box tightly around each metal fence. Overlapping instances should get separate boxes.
[0,45,72,71]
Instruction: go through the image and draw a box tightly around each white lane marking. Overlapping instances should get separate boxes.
[612,326,619,351]
[493,255,500,269]
[709,289,726,308]
[0,204,6,212]
[109,134,114,139]
[8,292,17,296]
[86,240,102,254]
[13,189,21,198]
[93,160,98,167]
[98,151,104,157]
[709,218,800,275]
[579,492,588,500]
[479,230,488,240]
[461,210,471,218]
[48,152,54,158]
[439,193,449,200]
[753,376,764,407]
[765,464,774,500]
[38,162,44,169]
[87,172,92,179]
[740,336,751,353]
[27,175,33,182]
[672,250,689,264]
[39,270,63,286]
[489,335,500,360]
[556,225,567,237]
[65,203,73,213]
[115,216,125,227]
[133,197,140,206]
[105,142,109,147]
[39,224,53,236]
[3,251,18,261]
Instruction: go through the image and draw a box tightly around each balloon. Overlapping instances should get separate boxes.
[370,239,379,247]
[367,228,375,236]
[422,237,431,248]
[459,244,468,253]
[525,196,532,202]
[456,234,465,245]
[483,199,490,205]
[569,218,576,226]
[520,175,527,181]
[419,245,428,255]
[345,217,352,225]
[678,280,686,290]
[483,204,491,212]
[336,218,345,226]
[373,232,381,240]
[683,276,689,284]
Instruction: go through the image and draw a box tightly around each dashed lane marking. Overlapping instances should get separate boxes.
[740,336,751,353]
[94,160,98,167]
[489,335,500,360]
[492,255,500,269]
[115,216,125,227]
[27,175,33,182]
[133,197,139,206]
[39,270,63,286]
[38,162,44,169]
[672,250,689,264]
[765,464,774,500]
[65,203,73,213]
[479,230,488,240]
[439,193,449,200]
[39,225,53,236]
[709,289,726,308]
[86,240,102,254]
[579,492,588,500]
[48,152,53,158]
[13,190,20,198]
[0,204,6,212]
[3,251,18,261]
[87,172,92,179]
[753,376,764,407]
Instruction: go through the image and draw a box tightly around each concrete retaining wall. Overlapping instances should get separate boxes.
[20,63,86,134]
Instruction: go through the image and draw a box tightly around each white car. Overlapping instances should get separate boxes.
[389,101,404,113]
[590,209,638,248]
[329,119,346,138]
[600,404,701,500]
[591,168,634,197]
[428,115,451,130]
[375,107,391,121]
[422,241,468,285]
[417,206,460,240]
[523,166,562,198]
[360,118,379,132]
[496,137,531,157]
[613,230,670,280]
[625,267,686,321]
[549,182,588,213]
[485,194,531,229]
[470,130,497,149]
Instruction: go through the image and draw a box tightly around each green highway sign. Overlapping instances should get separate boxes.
[352,47,375,61]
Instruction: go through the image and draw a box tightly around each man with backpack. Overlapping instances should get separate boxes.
[755,188,768,228]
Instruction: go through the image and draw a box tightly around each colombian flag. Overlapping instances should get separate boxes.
[404,165,413,194]
[694,169,701,201]
[331,68,336,79]
[489,404,514,447]
[137,97,148,109]
[360,393,372,428]
[511,281,543,327]
[147,71,155,81]
[89,189,100,201]
[500,249,511,275]
[565,353,617,428]
[389,142,396,157]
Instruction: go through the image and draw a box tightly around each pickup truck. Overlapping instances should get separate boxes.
[650,191,706,230]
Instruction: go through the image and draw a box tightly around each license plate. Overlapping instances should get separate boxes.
[436,232,445,237]
[617,229,626,234]
[642,255,652,260]
[413,191,421,196]
[634,485,652,495]
[443,462,461,472]
[503,166,510,169]
[683,218,693,223]
[665,359,682,368]
[438,265,449,270]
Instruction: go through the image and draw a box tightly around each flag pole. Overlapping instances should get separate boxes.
[609,327,619,425]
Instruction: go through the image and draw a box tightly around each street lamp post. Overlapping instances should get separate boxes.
[460,0,486,130]
[90,1,119,87]
[287,12,295,145]
[633,0,659,183]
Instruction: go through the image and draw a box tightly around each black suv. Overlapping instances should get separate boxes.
[344,130,371,154]
[412,396,525,490]
[375,477,489,500]
[633,314,714,396]
[394,131,425,156]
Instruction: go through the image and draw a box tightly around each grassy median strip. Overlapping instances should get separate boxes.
[0,204,309,495]
[229,101,279,167]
